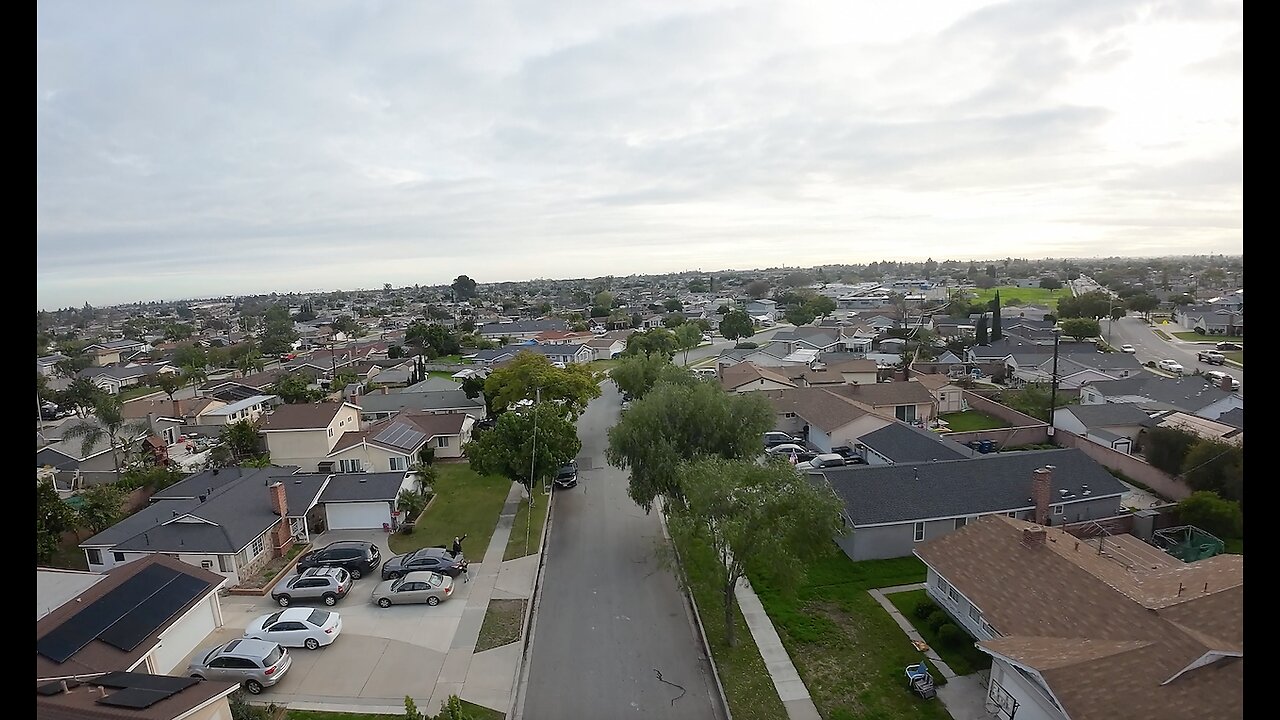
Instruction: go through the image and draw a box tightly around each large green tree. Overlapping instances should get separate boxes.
[464,403,582,502]
[38,478,76,564]
[482,352,602,418]
[57,378,105,418]
[606,381,774,512]
[784,304,816,327]
[221,420,265,463]
[624,328,680,358]
[1182,439,1243,504]
[76,483,127,535]
[674,323,703,366]
[610,353,697,399]
[806,295,837,319]
[670,457,845,646]
[718,310,755,342]
[61,395,151,485]
[1176,491,1242,538]
[1143,427,1197,474]
[1059,318,1101,342]
[273,372,321,404]
[451,275,478,301]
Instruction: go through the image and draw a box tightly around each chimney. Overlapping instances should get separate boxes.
[1218,374,1233,391]
[1021,527,1047,548]
[1032,466,1053,526]
[269,481,288,517]
[269,481,294,557]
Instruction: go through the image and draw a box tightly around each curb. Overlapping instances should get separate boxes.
[657,499,734,720]
[509,486,555,720]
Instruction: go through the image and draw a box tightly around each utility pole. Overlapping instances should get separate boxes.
[1048,328,1061,436]
[527,386,540,509]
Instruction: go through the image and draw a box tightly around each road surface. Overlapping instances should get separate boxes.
[519,384,724,720]
[1106,315,1242,393]
[680,325,785,367]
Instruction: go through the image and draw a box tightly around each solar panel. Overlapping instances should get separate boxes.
[99,574,211,652]
[96,687,173,709]
[93,672,198,693]
[374,422,425,450]
[37,564,177,663]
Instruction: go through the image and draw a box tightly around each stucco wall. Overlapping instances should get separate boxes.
[1051,430,1191,500]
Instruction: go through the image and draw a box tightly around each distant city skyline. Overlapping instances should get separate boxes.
[38,1,1243,310]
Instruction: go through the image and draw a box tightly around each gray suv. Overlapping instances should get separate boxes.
[271,566,351,607]
[187,638,291,694]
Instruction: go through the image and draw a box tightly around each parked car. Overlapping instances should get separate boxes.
[765,443,808,456]
[795,453,850,471]
[1197,350,1226,365]
[295,541,381,580]
[382,547,468,580]
[553,463,578,489]
[271,566,351,607]
[763,432,801,448]
[1119,344,1136,354]
[1215,342,1242,351]
[620,399,632,411]
[1156,359,1184,374]
[243,608,342,650]
[830,446,867,464]
[187,638,291,695]
[701,333,713,342]
[1203,370,1240,391]
[371,571,456,607]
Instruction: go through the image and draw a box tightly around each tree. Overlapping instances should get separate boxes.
[220,420,264,463]
[1182,440,1243,503]
[1059,318,1100,342]
[674,323,703,366]
[990,291,1002,341]
[688,279,708,293]
[999,384,1072,423]
[781,271,813,288]
[744,280,771,299]
[606,381,774,512]
[594,291,614,310]
[76,483,127,535]
[975,314,989,345]
[156,372,184,405]
[1176,491,1242,538]
[274,372,321,404]
[172,344,208,370]
[182,365,209,394]
[974,275,998,289]
[718,311,755,342]
[624,328,680,358]
[1143,427,1197,475]
[388,344,405,359]
[451,275,478,301]
[38,478,76,564]
[54,354,94,379]
[1126,293,1158,319]
[1039,277,1063,289]
[784,304,817,327]
[611,353,697,399]
[330,315,362,337]
[670,457,845,646]
[662,312,686,329]
[482,352,602,418]
[58,378,105,418]
[805,295,836,319]
[464,403,582,499]
[61,396,151,485]
[663,298,684,312]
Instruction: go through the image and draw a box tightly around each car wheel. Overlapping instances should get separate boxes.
[305,637,320,650]
[427,596,440,606]
[190,674,204,681]
[378,597,392,608]
[276,595,290,607]
[245,680,264,695]
[323,593,337,606]
[348,568,362,579]
[388,571,401,580]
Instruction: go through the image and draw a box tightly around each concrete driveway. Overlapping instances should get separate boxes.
[182,530,476,712]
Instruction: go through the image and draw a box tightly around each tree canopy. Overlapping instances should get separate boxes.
[451,275,478,300]
[674,323,703,365]
[718,310,755,341]
[624,328,680,358]
[464,403,582,495]
[1059,318,1100,342]
[482,351,602,418]
[610,353,697,399]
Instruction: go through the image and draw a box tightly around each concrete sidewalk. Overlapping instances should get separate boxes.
[735,577,822,720]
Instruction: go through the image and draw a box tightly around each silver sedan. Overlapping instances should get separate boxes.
[371,571,455,607]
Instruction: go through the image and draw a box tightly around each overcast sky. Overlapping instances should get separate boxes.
[36,0,1242,310]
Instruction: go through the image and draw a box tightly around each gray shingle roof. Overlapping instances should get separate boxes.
[1060,403,1152,428]
[355,389,484,414]
[479,319,568,335]
[818,448,1127,526]
[1084,376,1236,414]
[1216,407,1244,429]
[401,376,463,393]
[858,422,972,463]
[319,472,408,503]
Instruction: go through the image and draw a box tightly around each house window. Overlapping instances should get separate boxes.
[437,436,450,448]
[251,534,265,558]
[895,405,917,422]
[1007,511,1016,518]
[969,605,982,623]
[328,428,334,438]
[87,548,102,565]
[389,456,406,471]
[784,412,797,418]
[1053,505,1064,515]
[936,576,950,594]
[218,555,232,573]
[339,458,363,473]
[948,585,960,603]
[113,552,126,562]
[913,522,925,542]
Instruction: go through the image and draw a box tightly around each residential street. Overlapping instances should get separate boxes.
[518,383,724,720]
[681,325,784,367]
[1106,315,1243,393]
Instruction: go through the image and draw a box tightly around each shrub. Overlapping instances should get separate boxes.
[914,598,938,620]
[937,623,966,647]
[927,610,950,633]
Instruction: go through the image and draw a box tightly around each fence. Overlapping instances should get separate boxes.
[941,391,1050,448]
[1051,430,1192,501]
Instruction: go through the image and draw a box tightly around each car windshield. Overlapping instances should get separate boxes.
[263,646,283,666]
[308,610,331,626]
[390,577,404,591]
[264,612,283,626]
[428,574,443,587]
[557,466,574,477]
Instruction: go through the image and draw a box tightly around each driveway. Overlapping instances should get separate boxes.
[182,530,474,711]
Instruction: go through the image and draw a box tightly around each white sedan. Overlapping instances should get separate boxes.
[244,608,342,650]
[766,443,808,456]
[1119,344,1136,353]
[1156,359,1184,375]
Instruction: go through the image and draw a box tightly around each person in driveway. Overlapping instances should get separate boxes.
[451,534,467,558]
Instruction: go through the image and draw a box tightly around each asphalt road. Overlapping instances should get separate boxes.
[680,325,785,367]
[519,383,724,720]
[1106,315,1243,393]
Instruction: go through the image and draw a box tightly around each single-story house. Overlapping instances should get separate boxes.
[356,389,487,422]
[77,363,179,395]
[36,420,151,489]
[1052,403,1152,454]
[762,387,893,452]
[1078,376,1242,422]
[720,362,797,393]
[478,319,569,340]
[855,421,973,465]
[195,394,279,427]
[82,339,148,367]
[37,353,69,377]
[824,379,938,425]
[584,336,626,359]
[1006,350,1143,389]
[1145,411,1243,447]
[401,376,464,393]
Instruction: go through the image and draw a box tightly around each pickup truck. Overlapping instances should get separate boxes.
[1197,350,1226,365]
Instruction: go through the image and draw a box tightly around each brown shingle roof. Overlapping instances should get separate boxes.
[825,358,878,374]
[36,675,237,720]
[260,402,350,430]
[826,378,935,407]
[911,373,958,391]
[761,387,869,433]
[915,516,1243,720]
[121,397,217,420]
[720,362,796,391]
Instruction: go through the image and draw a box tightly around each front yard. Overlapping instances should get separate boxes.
[389,463,512,556]
[504,485,549,561]
[1172,332,1243,343]
[887,589,992,676]
[475,598,526,652]
[939,410,1009,432]
[749,548,953,720]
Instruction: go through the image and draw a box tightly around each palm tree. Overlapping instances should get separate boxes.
[61,395,152,486]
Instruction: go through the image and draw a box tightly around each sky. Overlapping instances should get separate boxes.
[36,0,1243,310]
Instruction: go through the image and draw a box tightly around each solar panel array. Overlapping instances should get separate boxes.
[374,421,426,450]
[36,564,212,664]
[92,672,199,709]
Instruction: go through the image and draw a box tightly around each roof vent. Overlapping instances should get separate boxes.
[359,477,367,483]
[294,479,303,484]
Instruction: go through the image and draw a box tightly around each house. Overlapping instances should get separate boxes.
[36,419,152,489]
[317,471,417,531]
[913,373,967,413]
[37,555,229,679]
[478,318,568,340]
[717,344,795,369]
[356,388,487,422]
[1006,349,1143,389]
[584,336,626,359]
[468,346,521,365]
[771,327,847,355]
[856,421,972,465]
[195,394,279,427]
[762,387,893,452]
[401,376,464,392]
[325,412,475,472]
[1145,411,1243,447]
[78,364,178,395]
[260,402,363,472]
[824,379,938,425]
[82,339,147,367]
[37,353,69,377]
[1052,403,1153,454]
[522,343,595,365]
[814,449,1127,561]
[822,358,879,386]
[1079,376,1242,422]
[78,466,319,583]
[914,516,1242,720]
[745,298,778,321]
[121,396,227,445]
[719,362,797,393]
[534,329,597,345]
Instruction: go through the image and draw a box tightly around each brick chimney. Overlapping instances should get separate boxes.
[1032,466,1053,526]
[1021,527,1047,548]
[269,481,293,557]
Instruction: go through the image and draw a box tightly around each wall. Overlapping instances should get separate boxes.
[923,567,996,642]
[943,391,1050,448]
[987,660,1067,720]
[828,414,893,449]
[264,430,332,471]
[731,377,794,393]
[1051,430,1191,500]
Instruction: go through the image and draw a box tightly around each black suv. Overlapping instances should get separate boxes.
[553,463,578,489]
[295,541,381,580]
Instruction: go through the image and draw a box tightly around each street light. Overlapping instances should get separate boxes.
[1048,328,1061,437]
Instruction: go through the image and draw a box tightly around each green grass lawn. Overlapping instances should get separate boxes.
[939,410,1009,432]
[504,485,549,561]
[427,370,459,380]
[1152,329,1173,341]
[887,589,992,676]
[586,358,621,373]
[968,286,1072,307]
[431,355,467,364]
[1223,351,1242,365]
[1172,332,1243,343]
[749,547,953,720]
[119,385,163,401]
[47,538,89,570]
[286,699,504,720]
[475,598,526,652]
[389,464,512,556]
[671,527,788,720]
[1224,537,1243,554]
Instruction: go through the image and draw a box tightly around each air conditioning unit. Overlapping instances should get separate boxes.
[317,461,336,473]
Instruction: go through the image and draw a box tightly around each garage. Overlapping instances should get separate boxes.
[149,594,220,674]
[325,501,393,531]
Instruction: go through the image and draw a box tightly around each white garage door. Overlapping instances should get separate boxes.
[326,501,392,530]
[150,595,219,674]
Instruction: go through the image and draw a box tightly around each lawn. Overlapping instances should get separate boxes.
[475,598,526,652]
[1224,537,1243,554]
[285,699,504,720]
[389,464,512,556]
[1172,332,1243,343]
[887,589,992,677]
[1152,329,1173,341]
[119,385,163,401]
[670,526,788,720]
[968,286,1072,307]
[1223,351,1242,365]
[431,355,467,364]
[48,538,89,570]
[939,410,1009,432]
[504,485,549,561]
[586,358,621,373]
[749,546,953,720]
